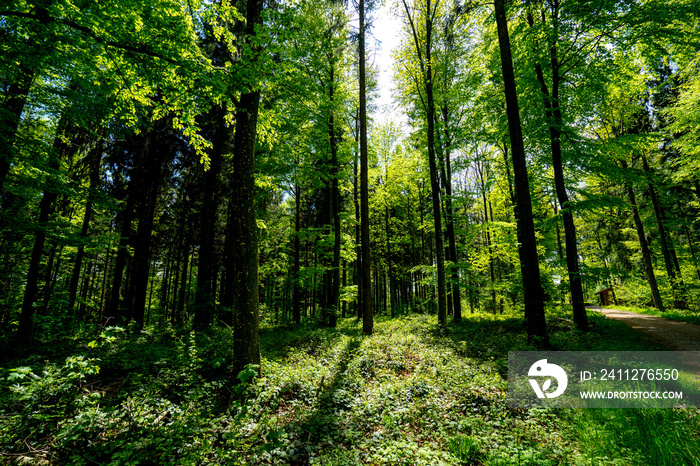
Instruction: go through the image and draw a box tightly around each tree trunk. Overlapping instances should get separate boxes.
[642,155,686,309]
[292,182,302,324]
[194,106,226,329]
[127,123,171,327]
[329,115,341,328]
[620,159,665,312]
[478,162,497,312]
[494,0,549,344]
[227,0,263,377]
[359,0,373,334]
[354,121,362,320]
[0,63,34,196]
[17,119,70,341]
[423,0,447,325]
[441,106,462,321]
[68,140,102,312]
[527,6,587,330]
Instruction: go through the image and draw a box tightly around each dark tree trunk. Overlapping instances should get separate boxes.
[17,120,71,341]
[229,0,263,376]
[292,183,302,324]
[0,63,34,196]
[127,122,172,326]
[642,155,686,309]
[194,106,226,329]
[527,6,587,330]
[329,105,341,329]
[68,141,103,312]
[107,183,135,325]
[494,0,549,344]
[402,0,446,324]
[478,163,497,312]
[441,106,462,321]
[353,117,362,319]
[425,0,447,325]
[359,0,373,334]
[620,159,665,312]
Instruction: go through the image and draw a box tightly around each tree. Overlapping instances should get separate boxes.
[358,0,374,334]
[229,0,264,375]
[400,0,448,325]
[493,0,548,344]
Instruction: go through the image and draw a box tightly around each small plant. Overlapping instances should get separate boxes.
[448,434,481,464]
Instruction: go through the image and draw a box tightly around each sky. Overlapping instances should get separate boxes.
[366,1,404,125]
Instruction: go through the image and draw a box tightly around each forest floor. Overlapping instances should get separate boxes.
[588,306,700,351]
[2,308,700,465]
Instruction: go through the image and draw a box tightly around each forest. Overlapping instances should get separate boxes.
[2,0,700,464]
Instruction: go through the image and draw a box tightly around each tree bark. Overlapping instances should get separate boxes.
[194,105,226,329]
[68,140,102,313]
[620,159,665,312]
[126,122,171,326]
[527,5,587,330]
[359,0,373,334]
[0,63,34,196]
[227,0,263,377]
[292,182,302,324]
[642,155,685,309]
[17,119,70,341]
[440,105,462,321]
[494,0,549,344]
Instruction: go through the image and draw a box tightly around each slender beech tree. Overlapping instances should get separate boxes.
[526,3,587,330]
[401,0,448,325]
[194,106,227,329]
[359,0,373,334]
[17,117,72,341]
[493,0,548,344]
[619,158,665,312]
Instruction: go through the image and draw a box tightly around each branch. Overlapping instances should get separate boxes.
[0,10,179,64]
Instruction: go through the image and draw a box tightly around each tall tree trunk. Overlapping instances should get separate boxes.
[127,123,171,327]
[402,0,447,324]
[68,140,102,312]
[292,182,302,324]
[329,111,341,329]
[0,63,34,196]
[228,0,263,377]
[107,182,135,324]
[527,6,587,330]
[494,0,549,344]
[620,159,665,312]
[359,0,373,334]
[353,121,362,319]
[230,86,261,372]
[642,155,685,309]
[385,204,394,317]
[17,119,70,341]
[194,106,226,329]
[440,106,462,321]
[425,0,447,325]
[478,163,497,312]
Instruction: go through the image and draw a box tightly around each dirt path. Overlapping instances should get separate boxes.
[589,306,700,376]
[588,306,700,351]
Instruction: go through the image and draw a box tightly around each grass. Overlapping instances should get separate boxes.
[1,307,699,464]
[608,304,700,325]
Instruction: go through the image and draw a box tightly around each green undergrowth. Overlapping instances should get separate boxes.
[1,308,699,465]
[610,304,700,325]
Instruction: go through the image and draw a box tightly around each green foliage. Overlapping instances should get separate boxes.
[2,312,699,464]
